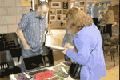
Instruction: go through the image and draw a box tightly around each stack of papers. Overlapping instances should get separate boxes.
[46,46,66,50]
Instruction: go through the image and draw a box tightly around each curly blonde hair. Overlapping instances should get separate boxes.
[66,7,93,34]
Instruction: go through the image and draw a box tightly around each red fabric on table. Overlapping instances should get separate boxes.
[34,70,54,80]
[67,0,70,1]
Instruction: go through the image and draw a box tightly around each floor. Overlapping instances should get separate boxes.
[13,50,119,80]
[99,52,119,80]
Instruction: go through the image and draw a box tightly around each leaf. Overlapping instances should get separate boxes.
[14,74,18,80]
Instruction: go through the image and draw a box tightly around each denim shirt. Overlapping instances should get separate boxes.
[18,10,46,53]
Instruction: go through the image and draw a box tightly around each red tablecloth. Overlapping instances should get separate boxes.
[34,70,54,80]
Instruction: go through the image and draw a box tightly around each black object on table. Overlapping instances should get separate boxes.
[42,45,54,67]
[23,54,44,71]
[23,45,55,71]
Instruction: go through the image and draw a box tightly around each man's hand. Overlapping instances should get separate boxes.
[46,24,49,29]
[23,43,30,50]
[42,33,45,42]
[65,43,74,50]
[17,28,30,50]
[46,24,50,31]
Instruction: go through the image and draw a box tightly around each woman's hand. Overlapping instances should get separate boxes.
[62,48,68,55]
[65,43,74,50]
[23,43,30,50]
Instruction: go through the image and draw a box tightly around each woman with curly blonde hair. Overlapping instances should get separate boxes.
[62,7,106,80]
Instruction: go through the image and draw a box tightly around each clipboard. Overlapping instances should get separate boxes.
[46,46,65,50]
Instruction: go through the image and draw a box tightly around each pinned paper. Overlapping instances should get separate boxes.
[70,0,75,2]
[70,3,74,9]
[21,0,30,6]
[21,0,30,3]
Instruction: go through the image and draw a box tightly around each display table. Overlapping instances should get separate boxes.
[0,78,10,80]
[10,61,75,80]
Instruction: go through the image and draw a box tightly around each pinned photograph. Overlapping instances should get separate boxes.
[49,9,56,14]
[56,9,62,14]
[51,2,61,8]
[50,15,56,21]
[79,1,85,6]
[62,10,68,14]
[57,14,62,21]
[70,3,74,9]
[63,2,68,9]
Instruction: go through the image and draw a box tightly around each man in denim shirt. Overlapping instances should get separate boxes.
[62,26,75,61]
[17,2,49,73]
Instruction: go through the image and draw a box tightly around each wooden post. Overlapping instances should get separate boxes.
[118,45,119,55]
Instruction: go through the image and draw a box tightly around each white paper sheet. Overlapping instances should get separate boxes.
[70,3,74,9]
[46,46,65,50]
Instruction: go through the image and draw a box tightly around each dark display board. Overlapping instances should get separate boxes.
[63,2,68,9]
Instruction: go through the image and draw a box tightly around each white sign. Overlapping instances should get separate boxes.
[70,3,74,9]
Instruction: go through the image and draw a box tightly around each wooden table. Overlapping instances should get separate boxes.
[0,78,10,80]
[10,61,75,80]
